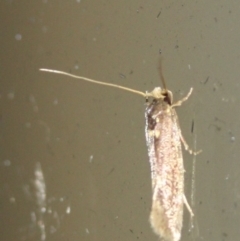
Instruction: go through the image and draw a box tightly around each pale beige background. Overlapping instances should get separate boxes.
[1,1,239,241]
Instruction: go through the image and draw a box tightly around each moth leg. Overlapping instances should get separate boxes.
[180,132,202,155]
[183,194,194,217]
[172,88,193,108]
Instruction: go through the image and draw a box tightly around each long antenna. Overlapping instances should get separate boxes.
[39,68,146,97]
[158,60,167,91]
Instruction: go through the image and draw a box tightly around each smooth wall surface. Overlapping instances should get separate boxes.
[1,1,239,241]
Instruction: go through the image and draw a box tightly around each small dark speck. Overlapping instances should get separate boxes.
[157,11,161,18]
[129,70,133,75]
[204,76,209,84]
[191,120,194,133]
[136,6,143,13]
[214,17,218,23]
[175,45,179,49]
[214,117,225,124]
[119,73,126,79]
[107,167,115,176]
[234,202,238,209]
[222,232,228,237]
[201,76,209,84]
[129,229,134,234]
[209,124,221,131]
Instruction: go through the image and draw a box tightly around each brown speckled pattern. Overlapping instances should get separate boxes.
[145,97,184,241]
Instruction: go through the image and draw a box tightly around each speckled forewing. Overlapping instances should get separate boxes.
[145,99,184,241]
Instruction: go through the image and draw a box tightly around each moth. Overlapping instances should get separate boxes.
[40,67,200,241]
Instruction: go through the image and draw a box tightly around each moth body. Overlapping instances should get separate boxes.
[145,89,185,241]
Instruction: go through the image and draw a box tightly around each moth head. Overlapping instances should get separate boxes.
[147,87,173,105]
[147,87,164,99]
